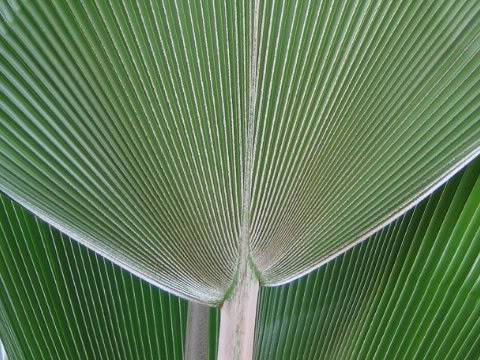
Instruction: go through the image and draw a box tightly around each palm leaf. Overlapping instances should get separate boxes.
[250,0,480,285]
[0,0,251,303]
[0,193,189,359]
[2,148,479,359]
[1,0,480,358]
[254,158,480,359]
[1,0,480,304]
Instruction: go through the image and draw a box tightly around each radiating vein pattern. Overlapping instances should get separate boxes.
[0,193,187,360]
[1,0,480,303]
[250,0,480,284]
[254,158,480,359]
[0,0,250,303]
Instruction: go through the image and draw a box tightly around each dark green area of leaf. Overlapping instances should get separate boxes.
[254,158,480,359]
[0,195,187,360]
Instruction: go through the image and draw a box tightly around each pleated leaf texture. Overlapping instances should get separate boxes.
[1,135,479,360]
[254,158,480,359]
[1,0,480,303]
[0,190,221,359]
[0,192,186,359]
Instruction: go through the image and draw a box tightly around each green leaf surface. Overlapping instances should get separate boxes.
[254,158,480,359]
[0,0,251,303]
[250,0,480,285]
[1,0,480,303]
[0,193,187,360]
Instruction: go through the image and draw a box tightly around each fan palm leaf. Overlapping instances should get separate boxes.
[1,0,480,358]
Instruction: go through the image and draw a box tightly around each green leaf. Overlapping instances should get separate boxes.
[250,0,480,285]
[1,0,479,307]
[254,158,480,359]
[0,0,251,303]
[0,193,188,359]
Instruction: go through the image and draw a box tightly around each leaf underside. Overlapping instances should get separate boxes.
[1,144,479,359]
[254,158,480,359]
[1,0,480,305]
[0,193,188,359]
